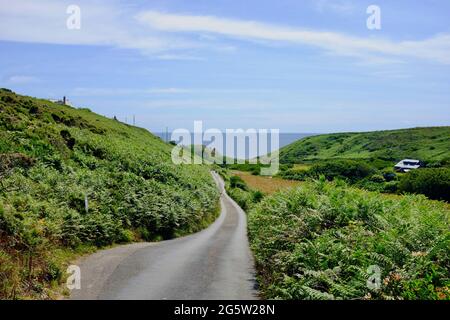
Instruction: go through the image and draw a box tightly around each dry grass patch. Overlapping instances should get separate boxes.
[232,171,301,194]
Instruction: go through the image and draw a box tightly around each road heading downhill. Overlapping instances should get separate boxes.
[70,172,258,300]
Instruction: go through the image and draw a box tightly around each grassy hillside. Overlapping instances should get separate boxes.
[0,88,219,299]
[248,180,450,300]
[280,127,450,164]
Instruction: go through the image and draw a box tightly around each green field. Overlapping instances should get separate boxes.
[0,89,219,299]
[280,127,450,164]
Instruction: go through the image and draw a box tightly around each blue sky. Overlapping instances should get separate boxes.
[0,0,449,133]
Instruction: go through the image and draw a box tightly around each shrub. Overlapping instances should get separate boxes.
[119,229,135,243]
[369,174,385,183]
[373,159,393,169]
[383,171,397,182]
[43,261,63,282]
[423,157,450,168]
[278,168,308,181]
[136,226,151,242]
[229,175,248,191]
[248,181,450,300]
[0,153,35,178]
[398,168,450,201]
[383,181,399,193]
[304,160,377,183]
[226,173,265,211]
[228,188,253,211]
[356,179,386,192]
[252,190,264,203]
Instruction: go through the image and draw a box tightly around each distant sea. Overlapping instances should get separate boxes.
[153,132,316,159]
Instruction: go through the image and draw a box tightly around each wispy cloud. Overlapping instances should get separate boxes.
[136,11,450,64]
[0,0,234,57]
[4,75,39,84]
[0,0,191,53]
[2,1,450,65]
[313,0,356,14]
[156,54,205,61]
[369,70,411,79]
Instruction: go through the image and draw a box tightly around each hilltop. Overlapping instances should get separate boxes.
[279,127,450,164]
[0,88,219,298]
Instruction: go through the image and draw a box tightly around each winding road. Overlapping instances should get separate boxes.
[70,172,258,300]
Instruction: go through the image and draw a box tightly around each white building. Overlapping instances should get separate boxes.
[394,159,421,172]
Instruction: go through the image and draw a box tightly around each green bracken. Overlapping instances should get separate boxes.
[247,179,450,300]
[0,89,219,299]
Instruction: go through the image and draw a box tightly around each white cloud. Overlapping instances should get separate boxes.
[1,1,450,65]
[5,75,39,84]
[0,0,189,52]
[156,54,205,61]
[136,11,450,64]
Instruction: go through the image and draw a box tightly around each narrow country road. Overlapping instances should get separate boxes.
[70,172,258,300]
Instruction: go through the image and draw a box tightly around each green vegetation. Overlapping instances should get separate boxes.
[399,168,450,202]
[224,163,293,176]
[219,172,263,212]
[222,126,450,300]
[278,158,450,201]
[0,89,219,299]
[229,175,249,190]
[277,127,450,200]
[280,127,450,164]
[280,159,376,183]
[279,159,402,194]
[226,175,264,211]
[248,179,450,300]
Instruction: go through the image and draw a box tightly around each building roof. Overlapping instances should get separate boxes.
[394,159,421,169]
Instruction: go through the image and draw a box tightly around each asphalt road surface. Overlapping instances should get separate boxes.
[70,172,258,300]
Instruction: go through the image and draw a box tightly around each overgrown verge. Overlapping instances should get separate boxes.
[225,175,264,211]
[247,178,450,300]
[0,89,219,299]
